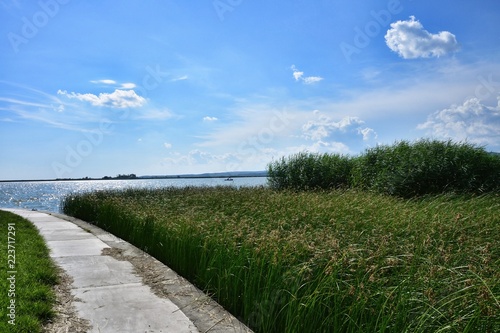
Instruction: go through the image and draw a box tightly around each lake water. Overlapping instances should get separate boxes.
[0,177,268,213]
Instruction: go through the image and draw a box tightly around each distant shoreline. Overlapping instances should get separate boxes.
[0,172,268,183]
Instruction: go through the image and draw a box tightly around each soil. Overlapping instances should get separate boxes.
[42,267,92,333]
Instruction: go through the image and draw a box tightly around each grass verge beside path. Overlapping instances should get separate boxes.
[62,187,500,332]
[0,210,58,333]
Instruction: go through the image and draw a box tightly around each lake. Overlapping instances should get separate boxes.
[0,177,268,213]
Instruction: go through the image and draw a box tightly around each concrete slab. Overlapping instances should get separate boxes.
[73,284,198,333]
[27,216,71,222]
[47,238,110,257]
[40,229,95,241]
[55,256,142,288]
[31,221,82,231]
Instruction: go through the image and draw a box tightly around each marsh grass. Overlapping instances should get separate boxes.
[62,187,499,332]
[0,211,58,333]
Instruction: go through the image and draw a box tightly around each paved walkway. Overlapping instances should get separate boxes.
[3,208,252,333]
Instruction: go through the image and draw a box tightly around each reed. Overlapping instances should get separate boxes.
[267,152,353,191]
[62,187,499,332]
[268,140,500,197]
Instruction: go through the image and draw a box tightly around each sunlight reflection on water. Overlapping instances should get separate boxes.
[0,178,267,213]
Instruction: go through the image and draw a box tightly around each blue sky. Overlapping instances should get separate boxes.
[1,0,500,180]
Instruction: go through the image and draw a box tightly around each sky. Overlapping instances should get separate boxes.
[1,0,500,180]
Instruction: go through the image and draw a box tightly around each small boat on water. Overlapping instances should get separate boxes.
[224,177,234,181]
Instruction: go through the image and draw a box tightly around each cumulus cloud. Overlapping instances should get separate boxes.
[385,16,459,59]
[291,65,323,84]
[302,112,377,142]
[57,89,146,108]
[164,142,172,149]
[417,97,500,147]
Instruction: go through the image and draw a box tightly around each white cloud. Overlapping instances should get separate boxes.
[358,127,378,141]
[291,65,323,84]
[417,97,500,147]
[57,89,146,109]
[303,76,324,84]
[164,142,172,149]
[291,65,304,81]
[203,116,218,122]
[121,82,137,89]
[385,16,459,59]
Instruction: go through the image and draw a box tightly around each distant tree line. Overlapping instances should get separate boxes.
[102,174,137,180]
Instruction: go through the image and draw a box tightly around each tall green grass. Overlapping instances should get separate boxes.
[62,187,500,332]
[268,140,500,197]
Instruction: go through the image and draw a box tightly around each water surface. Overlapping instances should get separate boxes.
[0,178,268,213]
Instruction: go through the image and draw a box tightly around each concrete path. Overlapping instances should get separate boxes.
[3,208,252,333]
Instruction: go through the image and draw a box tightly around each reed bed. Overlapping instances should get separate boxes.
[268,140,500,197]
[62,187,499,332]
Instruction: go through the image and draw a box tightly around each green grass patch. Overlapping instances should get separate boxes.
[62,187,500,332]
[0,211,58,333]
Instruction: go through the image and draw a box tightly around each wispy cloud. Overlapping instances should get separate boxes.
[385,16,460,59]
[171,75,189,82]
[90,79,117,85]
[163,149,241,171]
[58,89,147,109]
[291,65,323,84]
[91,79,136,89]
[134,108,175,120]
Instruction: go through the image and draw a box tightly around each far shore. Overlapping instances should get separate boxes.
[0,172,268,183]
